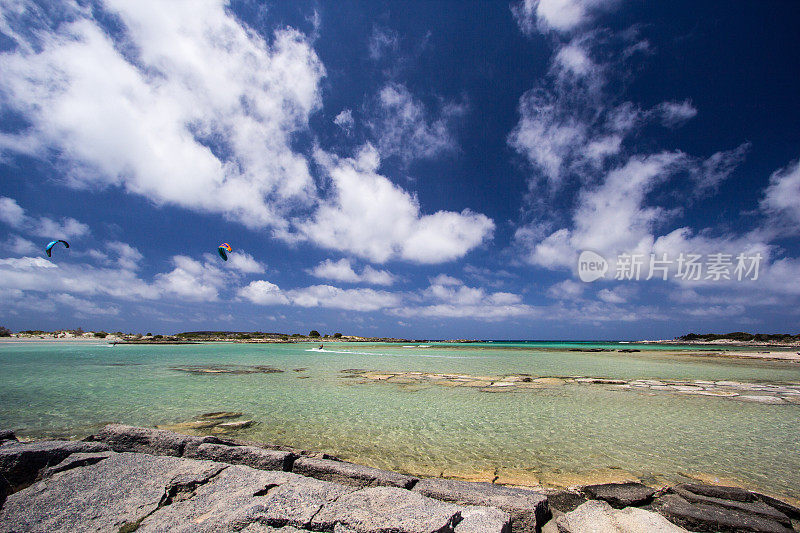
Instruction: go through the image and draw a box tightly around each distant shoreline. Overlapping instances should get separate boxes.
[2,336,799,362]
[641,338,800,349]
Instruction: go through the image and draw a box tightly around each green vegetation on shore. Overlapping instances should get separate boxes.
[678,332,800,342]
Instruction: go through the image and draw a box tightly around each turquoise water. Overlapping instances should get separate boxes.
[1,341,799,499]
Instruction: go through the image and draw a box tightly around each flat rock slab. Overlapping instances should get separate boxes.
[39,451,116,478]
[556,500,688,532]
[183,441,295,471]
[454,506,512,532]
[545,490,588,513]
[581,482,655,508]
[413,477,549,532]
[310,486,463,532]
[1,446,513,533]
[652,493,794,533]
[96,423,204,456]
[677,483,800,520]
[752,492,800,521]
[736,395,786,404]
[292,457,417,489]
[134,465,341,532]
[0,439,110,489]
[672,485,790,524]
[0,452,227,533]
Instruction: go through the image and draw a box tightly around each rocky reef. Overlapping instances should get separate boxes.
[1,425,799,532]
[342,370,800,405]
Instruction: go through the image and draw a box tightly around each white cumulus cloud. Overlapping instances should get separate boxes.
[0,0,324,232]
[334,109,354,133]
[513,0,618,34]
[288,284,402,312]
[656,100,697,128]
[154,256,225,301]
[761,158,800,227]
[225,252,266,274]
[0,196,89,239]
[300,145,494,263]
[308,258,396,286]
[237,280,289,305]
[369,83,465,163]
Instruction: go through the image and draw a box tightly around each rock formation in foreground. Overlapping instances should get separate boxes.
[1,425,798,532]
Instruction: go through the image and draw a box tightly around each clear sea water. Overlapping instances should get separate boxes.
[1,341,799,499]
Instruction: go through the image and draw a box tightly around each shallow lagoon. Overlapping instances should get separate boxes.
[1,341,799,499]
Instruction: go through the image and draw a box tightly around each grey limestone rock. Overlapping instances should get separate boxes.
[413,477,549,533]
[581,482,656,508]
[556,500,688,532]
[292,456,417,489]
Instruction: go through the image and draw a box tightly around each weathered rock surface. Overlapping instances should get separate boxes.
[581,482,655,508]
[292,456,417,489]
[671,484,791,524]
[198,411,243,420]
[544,490,587,513]
[413,477,550,532]
[134,464,344,532]
[0,439,110,489]
[556,500,688,532]
[752,492,800,521]
[0,452,227,532]
[96,423,204,456]
[673,483,800,521]
[652,493,794,532]
[38,451,115,478]
[218,419,254,429]
[0,441,513,533]
[183,441,295,471]
[6,426,798,533]
[350,370,800,404]
[0,431,16,444]
[310,486,463,532]
[454,506,512,532]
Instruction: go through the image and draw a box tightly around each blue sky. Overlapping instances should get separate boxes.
[1,0,799,339]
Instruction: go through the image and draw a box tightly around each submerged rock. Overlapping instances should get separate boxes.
[198,411,243,420]
[156,420,221,432]
[736,395,786,404]
[575,378,627,385]
[170,365,284,375]
[217,420,253,430]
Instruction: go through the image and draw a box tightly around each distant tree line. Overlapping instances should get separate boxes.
[0,327,350,340]
[679,332,800,342]
[176,330,346,339]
